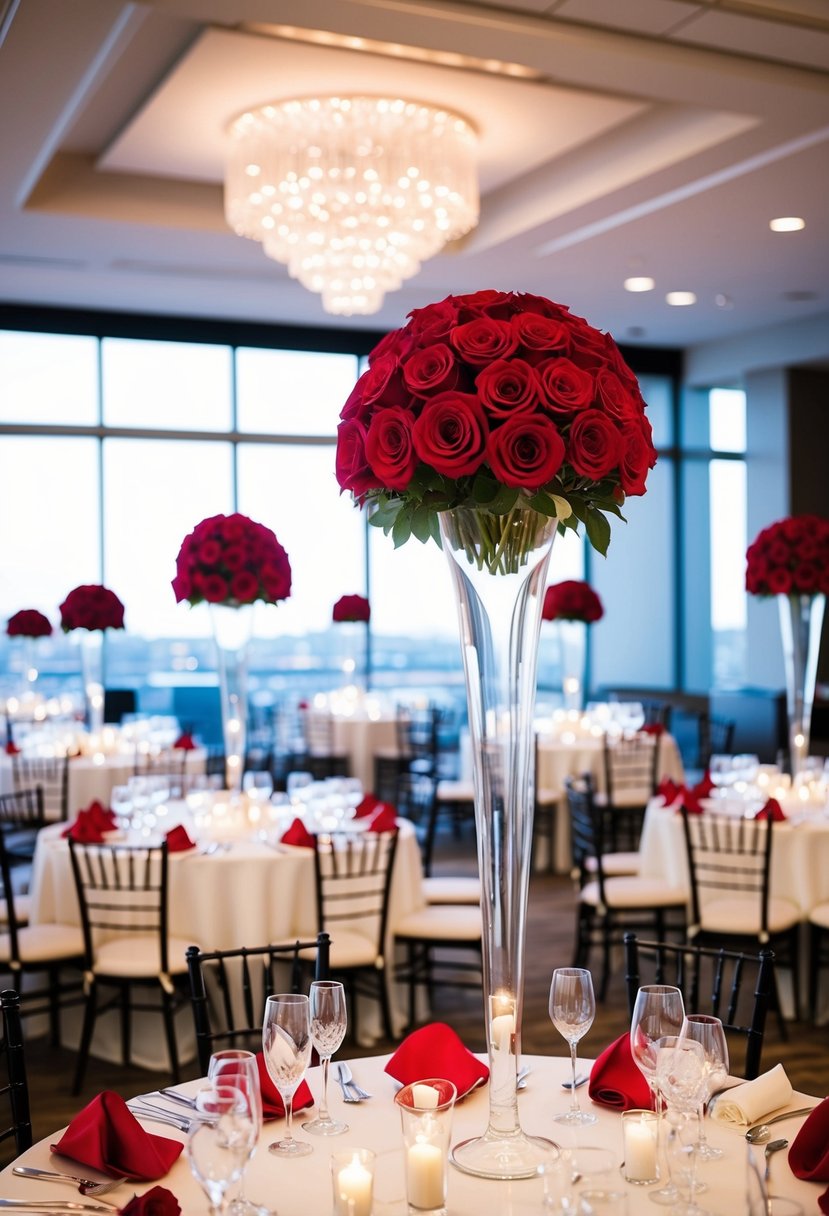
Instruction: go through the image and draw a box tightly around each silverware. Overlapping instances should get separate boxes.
[561,1073,589,1090]
[763,1138,788,1214]
[0,1201,120,1213]
[337,1061,371,1100]
[127,1101,195,1132]
[517,1065,531,1090]
[157,1087,197,1109]
[12,1168,122,1201]
[745,1107,816,1143]
[335,1062,361,1104]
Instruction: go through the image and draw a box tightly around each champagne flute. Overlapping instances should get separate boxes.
[262,993,313,1157]
[207,1051,272,1216]
[302,980,349,1136]
[187,1083,258,1216]
[629,984,685,1205]
[679,1014,729,1162]
[655,1037,711,1216]
[549,967,596,1125]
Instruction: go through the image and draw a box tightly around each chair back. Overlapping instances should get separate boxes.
[10,754,68,822]
[623,933,775,1080]
[565,774,607,893]
[395,705,440,766]
[185,933,331,1074]
[680,808,774,939]
[0,787,47,865]
[696,713,736,770]
[0,830,25,964]
[602,731,661,808]
[67,840,172,971]
[393,772,438,875]
[133,747,187,781]
[312,829,398,960]
[0,989,32,1158]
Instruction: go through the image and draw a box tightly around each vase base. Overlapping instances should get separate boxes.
[451,1130,558,1180]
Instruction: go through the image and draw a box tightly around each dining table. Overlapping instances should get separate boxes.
[304,693,399,791]
[0,1052,822,1214]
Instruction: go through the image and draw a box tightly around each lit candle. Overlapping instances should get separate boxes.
[335,1152,373,1216]
[411,1083,440,1109]
[489,992,515,1052]
[624,1111,658,1182]
[407,1139,445,1210]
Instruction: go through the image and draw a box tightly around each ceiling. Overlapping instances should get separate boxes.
[1,0,828,354]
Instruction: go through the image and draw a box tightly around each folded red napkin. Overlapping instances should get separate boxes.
[640,723,664,736]
[692,770,714,798]
[789,1097,829,1212]
[367,803,397,833]
[675,785,704,815]
[62,800,118,842]
[4,740,20,755]
[354,794,381,819]
[51,1090,183,1179]
[256,1051,314,1119]
[173,731,197,751]
[657,777,681,805]
[280,817,316,849]
[588,1033,654,1111]
[120,1186,181,1215]
[385,1022,489,1099]
[755,797,787,822]
[165,824,196,853]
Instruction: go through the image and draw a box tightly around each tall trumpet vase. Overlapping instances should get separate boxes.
[777,592,825,775]
[558,618,587,711]
[210,604,254,793]
[79,632,105,736]
[440,505,557,1180]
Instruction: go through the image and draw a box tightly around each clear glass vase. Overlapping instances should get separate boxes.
[558,619,587,712]
[439,505,558,1180]
[338,621,367,691]
[777,592,825,775]
[79,631,105,736]
[210,604,254,793]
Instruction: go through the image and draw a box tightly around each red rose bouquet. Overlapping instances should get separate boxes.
[332,594,371,623]
[119,1187,181,1216]
[6,609,52,638]
[59,585,125,632]
[172,512,291,608]
[542,580,604,623]
[336,290,656,560]
[745,515,829,597]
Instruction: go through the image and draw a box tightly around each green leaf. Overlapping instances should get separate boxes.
[550,494,573,522]
[528,490,555,516]
[486,485,519,515]
[585,508,612,556]
[392,510,413,548]
[428,513,443,547]
[410,505,433,544]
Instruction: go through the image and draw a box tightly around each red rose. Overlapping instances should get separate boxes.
[7,609,52,638]
[449,318,518,367]
[261,558,292,602]
[510,313,570,363]
[407,298,460,342]
[486,415,565,490]
[203,574,229,603]
[333,594,371,623]
[230,571,259,603]
[619,421,656,496]
[60,585,125,632]
[340,378,371,423]
[222,544,246,572]
[402,344,460,397]
[793,563,819,591]
[476,359,539,418]
[595,368,640,423]
[542,580,604,623]
[361,354,410,409]
[537,358,595,417]
[368,325,410,364]
[566,410,622,480]
[335,420,381,497]
[198,539,221,566]
[365,407,418,491]
[412,392,488,477]
[767,567,793,594]
[119,1186,181,1216]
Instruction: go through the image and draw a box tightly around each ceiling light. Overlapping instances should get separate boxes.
[624,276,655,293]
[225,95,479,315]
[666,291,696,307]
[769,216,805,232]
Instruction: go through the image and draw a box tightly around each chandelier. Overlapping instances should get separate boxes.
[224,95,479,316]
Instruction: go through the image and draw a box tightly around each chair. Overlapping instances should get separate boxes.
[393,888,483,1032]
[695,711,736,771]
[67,838,195,1094]
[394,772,480,906]
[311,829,398,1042]
[808,901,829,1022]
[532,735,561,874]
[600,730,661,854]
[642,700,673,731]
[298,709,350,780]
[566,774,686,1000]
[373,704,441,802]
[680,807,801,1024]
[0,786,48,871]
[10,754,68,825]
[623,933,775,1080]
[185,933,331,1074]
[0,990,32,1158]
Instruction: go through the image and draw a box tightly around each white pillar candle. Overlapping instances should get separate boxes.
[624,1112,658,1182]
[335,1153,373,1216]
[407,1140,445,1209]
[411,1083,440,1109]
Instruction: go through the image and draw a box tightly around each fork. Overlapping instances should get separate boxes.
[337,1061,372,1100]
[335,1063,361,1103]
[12,1165,124,1200]
[127,1100,197,1132]
[157,1086,198,1109]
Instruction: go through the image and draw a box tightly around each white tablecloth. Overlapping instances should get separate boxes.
[1,1053,821,1214]
[305,711,398,790]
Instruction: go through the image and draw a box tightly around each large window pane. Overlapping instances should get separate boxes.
[236,348,358,436]
[638,375,673,449]
[710,458,747,685]
[102,339,232,431]
[0,331,98,424]
[710,388,746,452]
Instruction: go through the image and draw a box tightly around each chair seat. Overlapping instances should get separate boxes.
[395,904,482,942]
[593,791,649,810]
[298,930,379,970]
[580,877,687,910]
[585,852,640,877]
[536,786,560,807]
[0,923,84,963]
[436,780,474,803]
[93,935,193,979]
[699,896,801,936]
[0,895,31,925]
[422,876,481,905]
[810,901,829,930]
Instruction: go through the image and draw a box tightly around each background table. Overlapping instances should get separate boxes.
[0,1053,821,1214]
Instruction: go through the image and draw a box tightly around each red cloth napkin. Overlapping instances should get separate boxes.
[256,1051,314,1119]
[755,797,787,822]
[280,817,316,849]
[173,731,196,751]
[640,723,664,736]
[51,1090,183,1179]
[657,777,681,805]
[675,785,704,815]
[354,794,381,819]
[165,824,196,853]
[692,770,714,797]
[62,801,117,842]
[789,1097,829,1213]
[588,1033,654,1111]
[120,1186,181,1216]
[4,740,20,755]
[385,1022,489,1099]
[367,803,397,833]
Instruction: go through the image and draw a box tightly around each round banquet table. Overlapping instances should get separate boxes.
[0,1054,821,1214]
[27,813,425,1065]
[305,709,398,791]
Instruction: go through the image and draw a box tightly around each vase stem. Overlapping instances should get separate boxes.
[558,619,587,712]
[79,632,104,736]
[210,605,253,793]
[777,593,825,776]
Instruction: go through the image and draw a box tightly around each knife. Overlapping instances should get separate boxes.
[0,1202,121,1213]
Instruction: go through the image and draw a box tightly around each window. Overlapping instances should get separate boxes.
[0,331,98,424]
[709,389,747,686]
[102,338,232,431]
[236,347,358,436]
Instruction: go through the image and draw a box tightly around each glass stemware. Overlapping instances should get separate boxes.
[679,1014,729,1162]
[302,980,349,1136]
[207,1051,272,1216]
[629,984,685,1205]
[262,993,313,1157]
[549,967,597,1126]
[187,1083,258,1216]
[655,1037,712,1216]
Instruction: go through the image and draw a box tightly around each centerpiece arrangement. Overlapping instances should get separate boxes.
[6,608,53,697]
[173,512,292,792]
[336,288,656,1178]
[59,585,125,734]
[332,594,371,689]
[542,579,604,710]
[746,514,829,774]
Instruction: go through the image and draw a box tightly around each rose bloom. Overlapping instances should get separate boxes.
[486,415,565,490]
[402,343,460,397]
[566,410,622,480]
[202,574,230,604]
[335,419,381,497]
[542,580,604,623]
[7,608,52,638]
[476,359,539,418]
[230,571,259,603]
[119,1186,181,1216]
[767,567,793,594]
[594,368,641,423]
[449,317,518,367]
[60,585,125,632]
[333,594,371,623]
[412,391,488,477]
[537,357,594,417]
[619,422,655,496]
[365,407,418,490]
[510,313,570,362]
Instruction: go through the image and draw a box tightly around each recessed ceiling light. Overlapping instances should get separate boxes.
[715,293,733,309]
[624,276,654,293]
[769,217,805,232]
[666,291,696,306]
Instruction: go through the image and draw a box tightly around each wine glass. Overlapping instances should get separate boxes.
[679,1014,729,1162]
[187,1083,258,1216]
[207,1051,272,1216]
[302,980,348,1136]
[549,967,596,1125]
[709,756,735,798]
[243,771,274,803]
[655,1036,711,1216]
[629,984,685,1205]
[262,993,313,1157]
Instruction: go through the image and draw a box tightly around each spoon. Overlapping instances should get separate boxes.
[745,1107,815,1143]
[763,1138,788,1206]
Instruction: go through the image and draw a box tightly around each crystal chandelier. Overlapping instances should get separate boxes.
[224,95,479,316]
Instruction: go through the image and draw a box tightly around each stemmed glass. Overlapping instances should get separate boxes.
[207,1051,272,1216]
[549,967,596,1125]
[302,980,349,1136]
[709,756,735,798]
[655,1037,712,1216]
[679,1014,729,1162]
[262,993,313,1157]
[629,984,685,1205]
[243,771,274,803]
[187,1083,258,1216]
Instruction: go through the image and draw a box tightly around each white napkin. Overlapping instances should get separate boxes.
[710,1063,793,1127]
